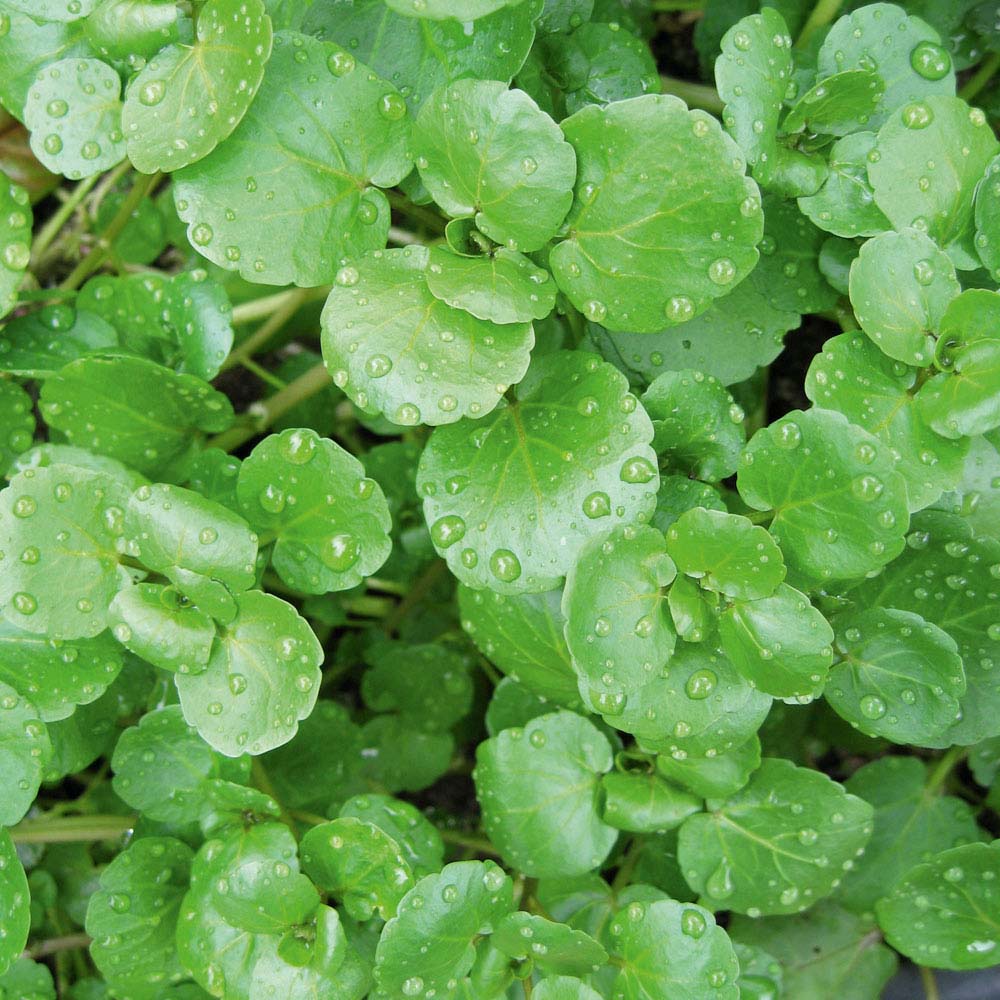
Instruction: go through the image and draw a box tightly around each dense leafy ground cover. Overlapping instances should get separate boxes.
[0,0,1000,998]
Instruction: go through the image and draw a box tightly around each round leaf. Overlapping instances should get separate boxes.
[122,0,273,173]
[4,0,98,22]
[678,758,874,915]
[0,379,34,474]
[383,0,520,17]
[534,977,603,1000]
[0,172,31,320]
[656,735,762,800]
[550,94,763,334]
[783,70,884,137]
[417,351,658,593]
[0,829,28,976]
[321,246,533,426]
[338,793,444,878]
[600,771,702,834]
[0,304,119,378]
[175,590,323,756]
[474,710,617,877]
[974,152,1000,280]
[83,0,184,61]
[492,912,608,976]
[413,78,575,251]
[0,682,50,826]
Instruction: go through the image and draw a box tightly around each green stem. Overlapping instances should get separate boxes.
[230,287,323,325]
[290,809,330,827]
[612,838,643,892]
[59,171,161,291]
[522,977,533,999]
[960,51,1000,102]
[651,0,703,9]
[926,746,967,795]
[919,965,940,1000]
[222,285,322,371]
[439,829,501,857]
[251,757,297,830]
[29,174,101,270]
[206,361,331,452]
[658,76,724,114]
[240,356,287,392]
[386,189,447,233]
[797,0,844,48]
[10,814,134,844]
[382,560,447,636]
[387,225,423,245]
[26,933,92,959]
[366,577,409,597]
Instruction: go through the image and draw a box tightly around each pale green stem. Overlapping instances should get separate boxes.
[797,0,844,48]
[960,52,1000,102]
[659,75,724,114]
[10,814,134,844]
[29,174,101,270]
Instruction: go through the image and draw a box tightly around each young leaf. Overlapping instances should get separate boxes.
[650,476,726,535]
[175,590,323,756]
[826,608,965,746]
[600,771,702,834]
[733,942,783,1000]
[383,0,520,18]
[3,0,97,21]
[373,860,514,997]
[0,172,30,320]
[417,351,658,593]
[338,793,444,878]
[655,734,762,800]
[0,682,50,826]
[413,78,575,251]
[0,829,28,976]
[782,70,885,137]
[974,153,1000,280]
[678,758,874,915]
[474,711,617,877]
[357,715,454,795]
[122,0,272,173]
[83,0,184,62]
[551,94,763,333]
[737,409,909,587]
[172,30,410,286]
[668,573,718,643]
[236,428,391,593]
[321,246,534,426]
[492,912,608,975]
[0,304,119,378]
[876,842,1000,970]
[534,977,604,1000]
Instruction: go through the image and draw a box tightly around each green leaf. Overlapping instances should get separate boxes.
[655,734,761,799]
[562,524,677,713]
[876,842,1000,970]
[666,508,784,601]
[733,942,782,1000]
[236,428,391,593]
[826,607,965,745]
[111,705,247,823]
[0,829,28,976]
[39,356,233,477]
[730,902,898,1000]
[797,132,891,238]
[417,351,658,593]
[0,380,33,475]
[534,976,603,1000]
[23,57,125,178]
[0,463,129,639]
[848,227,959,366]
[783,70,884,137]
[85,837,194,998]
[737,409,909,588]
[197,778,281,838]
[172,30,411,287]
[817,3,955,131]
[475,710,617,877]
[175,590,323,756]
[678,758,874,915]
[719,583,835,700]
[806,332,968,510]
[122,0,272,173]
[338,793,444,878]
[83,0,184,62]
[4,0,97,21]
[551,94,763,333]
[0,959,53,1000]
[413,78,575,251]
[373,860,514,998]
[917,288,1000,439]
[493,911,608,975]
[0,172,30,320]
[668,573,718,643]
[837,756,981,913]
[0,617,122,721]
[301,817,413,921]
[321,247,533,426]
[974,153,1000,281]
[458,584,580,705]
[609,898,739,1000]
[0,304,119,378]
[642,370,745,481]
[425,245,557,323]
[357,715,453,795]
[0,682,50,825]
[868,97,998,268]
[383,0,521,18]
[600,771,701,834]
[650,477,725,535]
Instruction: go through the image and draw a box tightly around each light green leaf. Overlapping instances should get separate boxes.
[122,0,272,173]
[650,476,726,535]
[0,959,53,1000]
[475,710,617,877]
[417,351,658,593]
[383,0,522,18]
[719,583,835,699]
[827,608,964,745]
[197,778,281,838]
[678,758,874,915]
[600,771,701,834]
[974,153,1000,280]
[551,95,762,333]
[172,30,411,287]
[733,942,782,1000]
[321,247,533,426]
[805,331,968,510]
[655,735,761,800]
[83,0,184,62]
[338,793,444,878]
[0,380,34,475]
[642,370,745,481]
[236,428,391,593]
[0,829,28,977]
[23,57,124,178]
[0,617,122,721]
[414,78,575,251]
[85,838,194,999]
[737,408,909,588]
[425,245,557,323]
[0,172,30,320]
[175,590,323,756]
[373,860,514,998]
[493,912,608,975]
[666,508,784,600]
[783,70,884,137]
[0,681,50,825]
[934,433,1000,539]
[609,898,739,1000]
[4,0,97,21]
[876,842,1000,970]
[668,573,718,643]
[0,463,129,639]
[562,524,677,713]
[0,304,119,378]
[534,976,603,1000]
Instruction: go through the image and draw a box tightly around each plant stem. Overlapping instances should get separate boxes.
[25,933,92,959]
[919,965,940,1000]
[206,361,331,452]
[240,355,287,392]
[29,174,101,270]
[386,189,447,233]
[522,977,533,999]
[59,171,161,291]
[222,285,319,372]
[960,52,1000,102]
[926,746,968,795]
[797,0,844,48]
[382,560,447,636]
[612,839,643,892]
[251,757,297,831]
[659,75,724,114]
[387,225,423,245]
[439,829,501,856]
[230,287,326,325]
[10,814,134,844]
[651,0,703,10]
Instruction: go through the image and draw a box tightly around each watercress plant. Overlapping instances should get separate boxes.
[1,1,999,998]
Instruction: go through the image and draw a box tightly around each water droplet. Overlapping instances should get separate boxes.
[431,514,466,549]
[402,977,424,996]
[910,41,951,81]
[228,674,248,695]
[489,548,521,583]
[13,593,36,615]
[859,694,886,720]
[582,491,611,518]
[529,729,546,748]
[681,909,707,938]
[708,258,736,285]
[2,242,29,271]
[733,30,752,51]
[901,102,933,129]
[139,80,165,106]
[322,533,360,572]
[665,295,695,323]
[913,259,935,285]
[46,98,68,118]
[13,497,36,518]
[328,50,355,76]
[620,456,656,484]
[521,156,537,175]
[191,223,214,246]
[258,484,285,514]
[583,299,607,323]
[685,669,717,700]
[199,527,218,545]
[336,265,359,286]
[706,862,734,899]
[378,92,407,120]
[365,354,393,378]
[776,421,801,449]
